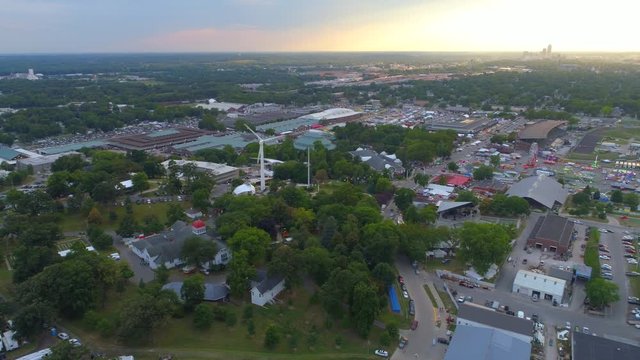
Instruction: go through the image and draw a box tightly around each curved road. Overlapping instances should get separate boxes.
[393,257,447,360]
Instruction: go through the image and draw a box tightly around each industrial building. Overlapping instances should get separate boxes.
[161,160,239,183]
[456,303,534,343]
[526,214,576,255]
[572,330,640,360]
[17,152,82,173]
[517,120,567,149]
[505,175,568,210]
[512,270,566,304]
[445,325,531,360]
[108,127,210,151]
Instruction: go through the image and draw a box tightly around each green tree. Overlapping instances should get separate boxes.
[227,250,256,298]
[585,277,619,309]
[623,192,640,210]
[228,227,271,264]
[447,161,459,172]
[473,165,494,180]
[457,222,511,275]
[47,341,91,360]
[268,246,301,289]
[193,303,214,330]
[394,188,415,212]
[372,262,396,286]
[413,173,430,186]
[117,293,171,345]
[13,302,53,340]
[166,203,186,225]
[132,172,150,192]
[490,154,501,168]
[181,236,218,267]
[192,188,211,212]
[351,282,379,337]
[610,190,623,203]
[181,274,205,311]
[155,264,170,284]
[264,324,280,349]
[456,190,479,205]
[116,213,138,237]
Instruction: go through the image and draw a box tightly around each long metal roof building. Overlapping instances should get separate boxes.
[506,175,568,209]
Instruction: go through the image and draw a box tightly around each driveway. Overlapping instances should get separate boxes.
[113,238,155,283]
[392,257,447,360]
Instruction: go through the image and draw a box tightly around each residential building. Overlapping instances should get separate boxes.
[162,282,229,302]
[445,325,531,360]
[512,270,566,304]
[250,269,285,306]
[349,148,405,175]
[130,220,230,270]
[526,214,576,255]
[456,303,534,343]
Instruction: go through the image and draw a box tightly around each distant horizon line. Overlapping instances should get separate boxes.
[1,50,640,56]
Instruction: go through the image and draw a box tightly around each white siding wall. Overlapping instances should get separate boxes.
[251,279,285,306]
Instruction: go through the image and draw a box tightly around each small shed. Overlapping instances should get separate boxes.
[574,264,592,281]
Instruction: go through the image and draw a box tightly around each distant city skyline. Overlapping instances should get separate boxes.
[0,0,638,53]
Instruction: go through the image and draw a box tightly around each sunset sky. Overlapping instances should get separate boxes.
[1,0,638,53]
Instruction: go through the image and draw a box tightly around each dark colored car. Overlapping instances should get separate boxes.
[398,276,404,285]
[437,337,450,345]
[399,336,408,349]
[409,300,415,315]
[411,320,419,330]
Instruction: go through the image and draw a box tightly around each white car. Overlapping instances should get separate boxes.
[374,349,389,358]
[109,253,120,261]
[69,338,81,347]
[57,332,69,340]
[602,264,613,271]
[628,259,639,264]
[402,290,409,299]
[599,255,611,260]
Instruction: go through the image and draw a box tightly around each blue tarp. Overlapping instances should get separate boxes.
[389,285,401,313]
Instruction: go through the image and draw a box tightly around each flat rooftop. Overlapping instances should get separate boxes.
[108,127,209,150]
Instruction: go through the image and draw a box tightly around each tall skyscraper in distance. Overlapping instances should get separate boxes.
[547,44,552,55]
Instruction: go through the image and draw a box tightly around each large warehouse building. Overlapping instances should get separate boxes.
[161,160,240,183]
[512,270,566,304]
[527,214,576,255]
[109,128,210,151]
[517,120,567,149]
[506,175,568,210]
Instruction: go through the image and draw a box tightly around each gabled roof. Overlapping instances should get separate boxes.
[529,214,575,248]
[445,325,531,360]
[457,303,533,337]
[506,175,568,209]
[0,146,20,161]
[252,269,285,294]
[162,282,229,301]
[437,201,472,213]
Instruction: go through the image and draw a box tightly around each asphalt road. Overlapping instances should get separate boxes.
[392,258,447,360]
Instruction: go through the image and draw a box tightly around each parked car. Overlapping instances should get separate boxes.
[374,349,389,358]
[437,337,450,345]
[628,258,639,264]
[411,320,419,330]
[69,338,81,347]
[457,296,465,303]
[599,255,611,260]
[399,336,408,349]
[517,311,525,319]
[109,252,120,261]
[602,264,612,271]
[522,259,528,265]
[57,332,70,340]
[402,290,409,299]
[409,300,415,315]
[182,265,197,274]
[442,258,451,265]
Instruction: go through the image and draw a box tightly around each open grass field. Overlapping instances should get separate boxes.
[61,287,397,360]
[60,201,189,233]
[604,127,640,140]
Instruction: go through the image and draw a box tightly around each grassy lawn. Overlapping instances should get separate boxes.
[436,289,457,316]
[564,152,619,161]
[424,285,437,306]
[378,285,411,328]
[604,127,640,140]
[60,201,188,233]
[423,257,466,275]
[63,287,389,360]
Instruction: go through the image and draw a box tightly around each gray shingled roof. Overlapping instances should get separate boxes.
[457,303,533,336]
[445,325,531,360]
[162,282,229,301]
[572,331,640,360]
[506,175,568,209]
[437,201,472,213]
[252,269,285,294]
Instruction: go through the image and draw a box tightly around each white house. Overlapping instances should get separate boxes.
[250,270,285,306]
[456,303,534,344]
[512,270,566,304]
[130,220,230,270]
